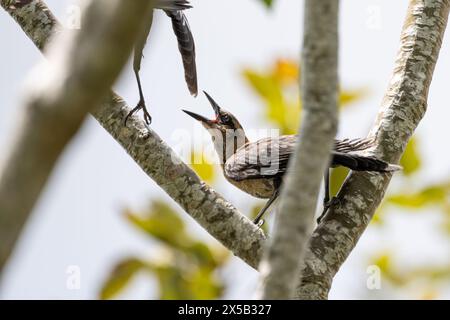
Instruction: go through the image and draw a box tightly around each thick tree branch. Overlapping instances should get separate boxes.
[0,0,158,272]
[296,0,450,299]
[257,0,339,299]
[0,0,265,271]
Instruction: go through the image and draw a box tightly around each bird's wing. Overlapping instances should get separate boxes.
[333,137,376,153]
[164,9,198,96]
[225,136,296,181]
[225,135,394,181]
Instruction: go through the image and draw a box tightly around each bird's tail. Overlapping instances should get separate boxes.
[332,152,402,172]
[164,9,198,96]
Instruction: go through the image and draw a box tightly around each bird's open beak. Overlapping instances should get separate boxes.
[182,109,212,124]
[182,91,222,125]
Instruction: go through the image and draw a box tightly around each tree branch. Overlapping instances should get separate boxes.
[296,0,450,299]
[0,0,159,273]
[0,0,265,272]
[257,0,339,299]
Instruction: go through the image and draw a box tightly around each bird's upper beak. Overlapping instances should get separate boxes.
[182,91,221,127]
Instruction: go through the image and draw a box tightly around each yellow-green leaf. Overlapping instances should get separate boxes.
[400,137,422,176]
[387,184,448,209]
[190,152,216,183]
[339,88,368,109]
[126,201,190,248]
[99,258,145,299]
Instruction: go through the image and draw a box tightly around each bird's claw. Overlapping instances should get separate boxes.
[124,100,152,126]
[254,219,265,228]
[317,196,340,224]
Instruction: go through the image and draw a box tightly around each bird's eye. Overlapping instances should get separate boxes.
[221,114,230,123]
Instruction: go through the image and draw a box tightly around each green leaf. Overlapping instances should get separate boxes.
[188,267,224,299]
[387,184,449,209]
[242,59,366,135]
[188,242,218,267]
[189,151,216,183]
[99,258,145,299]
[259,0,274,8]
[126,201,190,248]
[154,264,223,300]
[242,67,299,134]
[400,137,422,176]
[339,88,368,109]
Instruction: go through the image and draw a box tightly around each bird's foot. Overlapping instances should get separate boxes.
[124,99,152,125]
[254,218,265,228]
[317,196,340,224]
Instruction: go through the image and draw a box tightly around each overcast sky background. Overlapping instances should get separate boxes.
[0,0,449,299]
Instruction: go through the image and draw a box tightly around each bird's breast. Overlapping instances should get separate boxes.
[224,176,275,199]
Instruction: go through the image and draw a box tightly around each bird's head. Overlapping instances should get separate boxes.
[183,91,248,163]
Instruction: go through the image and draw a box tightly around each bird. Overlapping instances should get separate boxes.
[125,0,198,125]
[183,91,402,225]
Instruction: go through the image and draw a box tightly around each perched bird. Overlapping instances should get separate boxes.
[125,0,198,125]
[183,92,402,224]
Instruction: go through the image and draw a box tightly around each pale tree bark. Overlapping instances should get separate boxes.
[257,0,339,299]
[0,0,157,272]
[296,0,450,299]
[0,0,266,273]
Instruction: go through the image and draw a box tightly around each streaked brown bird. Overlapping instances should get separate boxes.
[126,0,198,125]
[183,92,402,224]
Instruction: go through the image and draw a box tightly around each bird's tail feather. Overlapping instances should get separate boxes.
[164,9,198,96]
[154,0,192,11]
[332,152,402,172]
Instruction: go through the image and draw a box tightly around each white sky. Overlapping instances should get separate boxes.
[0,0,449,299]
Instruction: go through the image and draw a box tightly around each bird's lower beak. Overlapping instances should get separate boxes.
[182,109,215,126]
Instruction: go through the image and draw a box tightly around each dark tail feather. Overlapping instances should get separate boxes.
[332,152,402,172]
[154,0,192,10]
[164,10,198,96]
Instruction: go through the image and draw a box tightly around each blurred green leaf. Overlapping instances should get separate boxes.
[190,151,216,183]
[243,76,296,134]
[188,267,224,299]
[100,258,146,299]
[188,242,219,267]
[339,88,368,108]
[243,59,366,135]
[400,137,422,176]
[387,184,449,209]
[126,201,190,248]
[259,0,274,9]
[155,265,189,299]
[372,252,450,289]
[154,264,223,300]
[103,200,230,300]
